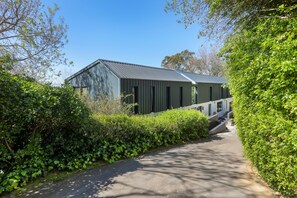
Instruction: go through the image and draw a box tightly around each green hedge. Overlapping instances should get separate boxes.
[91,110,209,162]
[0,70,209,195]
[0,69,92,193]
[223,18,297,197]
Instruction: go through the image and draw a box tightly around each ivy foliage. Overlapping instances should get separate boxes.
[222,17,297,197]
[0,69,92,193]
[0,71,209,195]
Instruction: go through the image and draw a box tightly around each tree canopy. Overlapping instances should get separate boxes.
[161,48,224,76]
[161,50,198,72]
[165,0,297,40]
[0,0,68,81]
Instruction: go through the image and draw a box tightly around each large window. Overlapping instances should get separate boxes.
[217,101,223,112]
[74,87,88,98]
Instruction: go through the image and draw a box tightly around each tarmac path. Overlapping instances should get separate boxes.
[22,124,273,198]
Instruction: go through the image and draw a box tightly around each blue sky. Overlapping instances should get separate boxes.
[43,0,208,82]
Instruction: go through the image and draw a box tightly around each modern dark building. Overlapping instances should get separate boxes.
[66,59,232,115]
[65,59,192,114]
[178,71,232,117]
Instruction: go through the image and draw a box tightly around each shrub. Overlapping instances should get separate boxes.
[0,70,91,194]
[0,69,209,194]
[81,94,135,115]
[159,110,209,140]
[91,110,208,163]
[223,17,297,197]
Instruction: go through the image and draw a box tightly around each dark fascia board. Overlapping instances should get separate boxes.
[65,59,121,81]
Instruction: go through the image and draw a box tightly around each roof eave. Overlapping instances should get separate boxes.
[65,59,101,81]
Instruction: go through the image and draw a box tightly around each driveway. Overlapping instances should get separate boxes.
[22,124,273,198]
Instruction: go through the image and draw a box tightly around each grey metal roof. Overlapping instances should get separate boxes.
[99,59,191,82]
[180,71,227,84]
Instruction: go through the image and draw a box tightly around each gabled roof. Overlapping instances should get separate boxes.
[100,59,190,82]
[65,59,101,81]
[179,71,227,84]
[66,59,191,82]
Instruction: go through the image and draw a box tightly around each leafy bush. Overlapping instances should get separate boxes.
[0,69,209,196]
[91,110,208,163]
[235,111,297,196]
[0,70,91,194]
[223,17,297,197]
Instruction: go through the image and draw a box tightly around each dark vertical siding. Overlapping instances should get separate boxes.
[121,79,192,114]
[197,83,223,103]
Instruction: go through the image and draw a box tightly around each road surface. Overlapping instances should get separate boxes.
[22,124,273,198]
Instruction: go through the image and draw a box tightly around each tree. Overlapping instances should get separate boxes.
[161,50,199,72]
[161,48,224,76]
[197,46,224,76]
[165,0,297,40]
[0,0,68,81]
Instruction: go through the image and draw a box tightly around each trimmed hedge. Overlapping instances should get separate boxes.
[223,17,297,197]
[0,70,209,195]
[91,110,209,162]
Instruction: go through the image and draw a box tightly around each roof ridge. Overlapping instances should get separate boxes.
[99,58,175,72]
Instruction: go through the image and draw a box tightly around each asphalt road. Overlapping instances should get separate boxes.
[22,124,273,198]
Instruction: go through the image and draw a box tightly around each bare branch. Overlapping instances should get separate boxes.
[0,0,68,81]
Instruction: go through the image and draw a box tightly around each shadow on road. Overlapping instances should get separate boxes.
[21,131,271,198]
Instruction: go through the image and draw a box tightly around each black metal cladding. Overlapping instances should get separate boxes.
[196,83,230,104]
[121,79,192,114]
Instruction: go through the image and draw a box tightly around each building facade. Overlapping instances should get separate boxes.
[178,71,232,117]
[66,59,232,116]
[66,59,192,114]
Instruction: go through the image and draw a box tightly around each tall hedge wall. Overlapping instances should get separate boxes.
[223,18,297,197]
